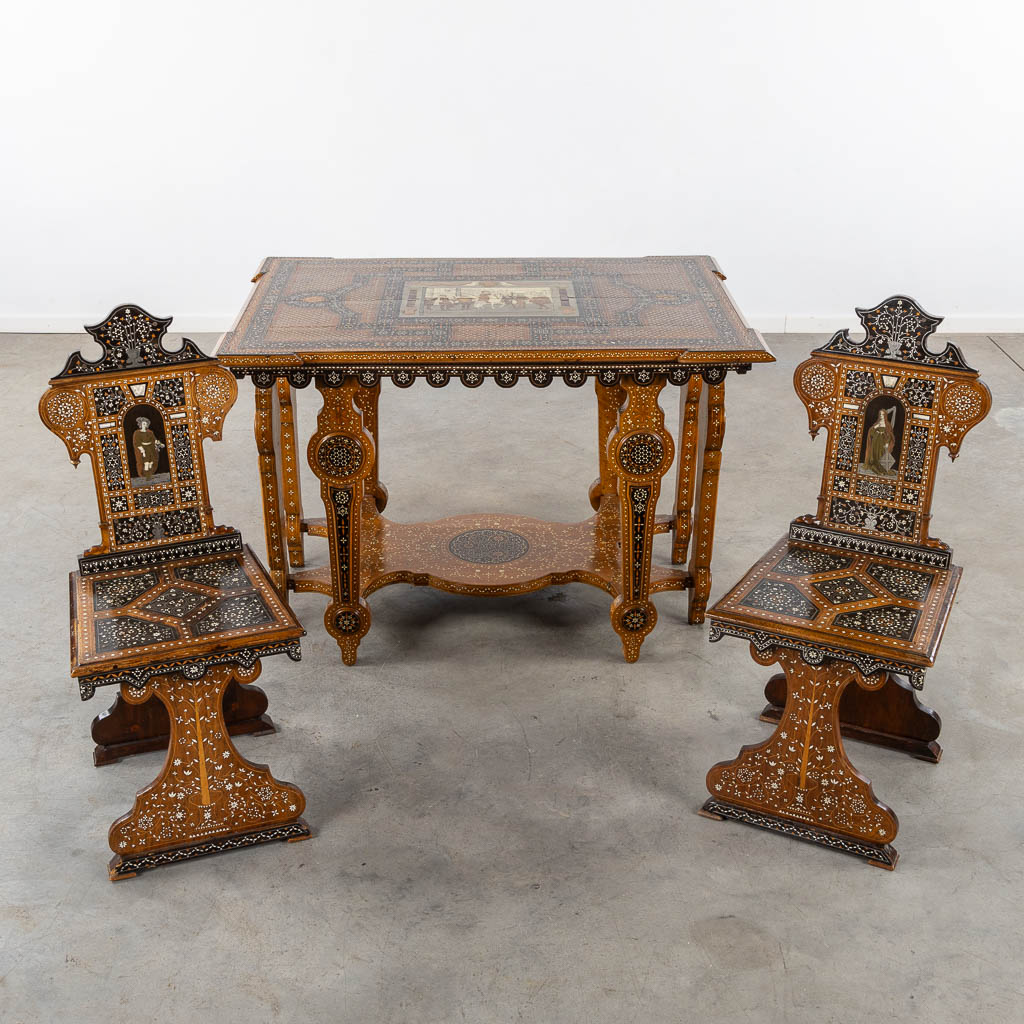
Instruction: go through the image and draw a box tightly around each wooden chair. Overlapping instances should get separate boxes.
[40,304,310,880]
[699,297,990,868]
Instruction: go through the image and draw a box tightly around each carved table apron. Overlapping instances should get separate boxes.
[216,256,774,664]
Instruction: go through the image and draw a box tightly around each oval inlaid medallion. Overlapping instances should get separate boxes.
[448,529,530,564]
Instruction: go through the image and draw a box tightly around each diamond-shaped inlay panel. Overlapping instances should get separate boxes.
[812,577,875,605]
[739,580,818,620]
[143,587,208,617]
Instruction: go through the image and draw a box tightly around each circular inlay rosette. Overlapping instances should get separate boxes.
[335,608,363,634]
[619,602,655,633]
[315,433,364,479]
[941,382,984,422]
[448,528,530,564]
[797,361,836,399]
[616,431,668,477]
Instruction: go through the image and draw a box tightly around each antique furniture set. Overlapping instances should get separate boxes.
[40,261,990,879]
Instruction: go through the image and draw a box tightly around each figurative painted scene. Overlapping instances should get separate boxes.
[400,280,578,318]
[123,403,170,487]
[858,395,905,479]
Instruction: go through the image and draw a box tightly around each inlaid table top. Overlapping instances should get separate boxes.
[216,256,773,374]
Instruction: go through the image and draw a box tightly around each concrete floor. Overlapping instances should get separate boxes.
[1,331,1022,1023]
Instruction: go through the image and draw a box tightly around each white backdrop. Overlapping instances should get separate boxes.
[2,0,1022,333]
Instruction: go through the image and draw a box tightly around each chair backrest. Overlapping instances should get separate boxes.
[790,296,990,566]
[39,304,239,571]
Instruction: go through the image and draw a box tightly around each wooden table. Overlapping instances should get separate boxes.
[216,256,774,664]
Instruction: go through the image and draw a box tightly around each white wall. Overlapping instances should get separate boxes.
[2,0,1022,333]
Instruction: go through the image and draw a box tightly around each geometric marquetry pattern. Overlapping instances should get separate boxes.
[73,548,295,673]
[710,538,957,662]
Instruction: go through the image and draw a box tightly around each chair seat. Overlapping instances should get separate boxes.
[70,544,303,682]
[709,536,961,670]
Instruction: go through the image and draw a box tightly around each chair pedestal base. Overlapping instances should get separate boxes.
[760,671,942,764]
[92,679,276,766]
[699,798,898,870]
[106,664,307,881]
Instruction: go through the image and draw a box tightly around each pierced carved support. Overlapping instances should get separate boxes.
[309,377,375,665]
[761,670,942,763]
[254,384,289,593]
[607,377,674,662]
[688,380,726,622]
[90,672,275,766]
[276,378,306,568]
[703,645,899,869]
[589,378,626,510]
[672,375,704,564]
[353,381,389,512]
[107,663,309,881]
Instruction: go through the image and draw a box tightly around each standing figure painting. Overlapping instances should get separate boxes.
[860,405,898,478]
[132,416,165,481]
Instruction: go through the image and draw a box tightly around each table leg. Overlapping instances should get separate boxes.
[254,382,290,593]
[607,376,675,662]
[276,378,306,568]
[687,379,726,623]
[107,663,309,881]
[310,376,375,665]
[589,378,626,510]
[353,381,389,512]
[672,375,704,564]
[761,671,942,763]
[701,646,899,869]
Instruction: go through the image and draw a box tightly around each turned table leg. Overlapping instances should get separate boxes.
[672,375,703,564]
[607,375,675,662]
[107,663,309,881]
[276,378,307,569]
[309,376,375,665]
[91,673,275,766]
[702,646,899,869]
[254,382,290,594]
[589,377,626,510]
[687,376,726,623]
[761,671,942,763]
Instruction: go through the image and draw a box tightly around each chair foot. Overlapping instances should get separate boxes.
[108,819,312,881]
[701,798,898,870]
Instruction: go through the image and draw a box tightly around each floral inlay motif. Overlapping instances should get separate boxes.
[143,587,208,617]
[171,423,195,481]
[843,370,875,399]
[101,435,125,490]
[93,385,126,416]
[835,415,859,472]
[902,378,935,408]
[800,363,836,398]
[153,377,185,407]
[175,557,250,588]
[448,529,530,564]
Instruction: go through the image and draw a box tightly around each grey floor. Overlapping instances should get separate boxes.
[1,332,1022,1024]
